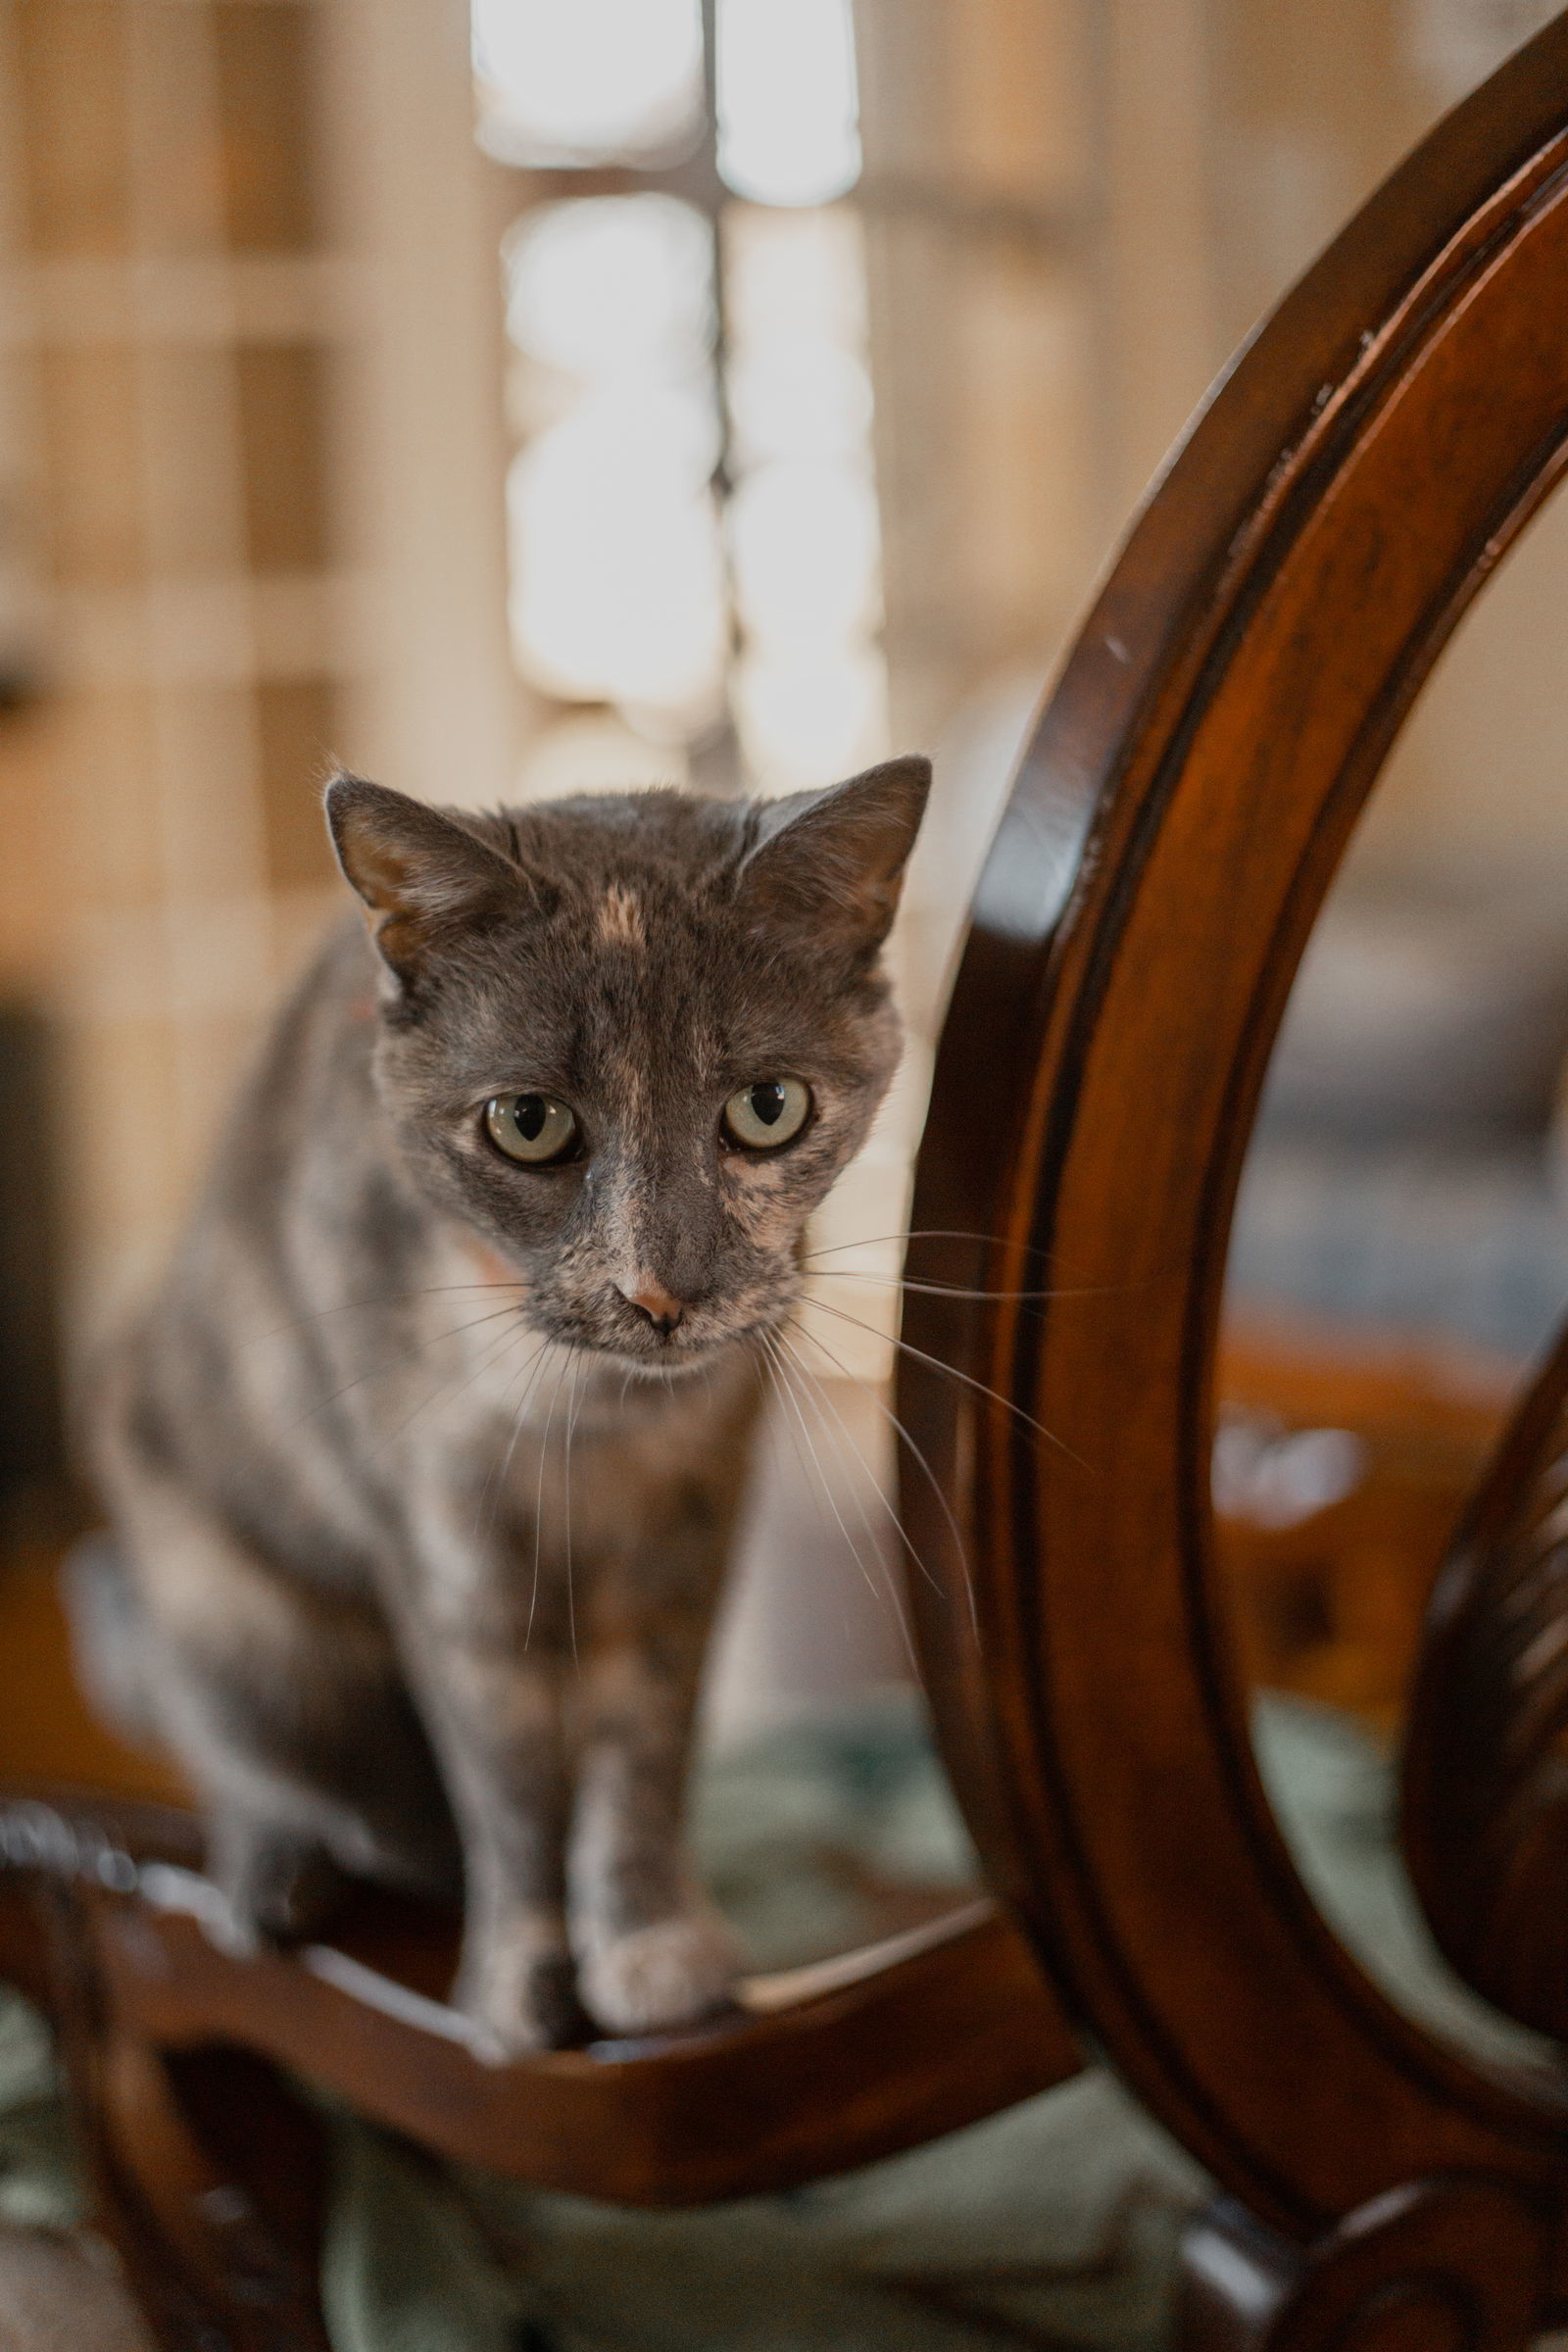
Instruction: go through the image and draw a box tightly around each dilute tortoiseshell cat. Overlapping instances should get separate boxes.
[75,755,930,2056]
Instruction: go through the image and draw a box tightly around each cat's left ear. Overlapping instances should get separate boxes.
[325,772,523,982]
[739,756,932,956]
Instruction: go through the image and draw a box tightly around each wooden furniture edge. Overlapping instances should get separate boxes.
[0,1785,1081,2208]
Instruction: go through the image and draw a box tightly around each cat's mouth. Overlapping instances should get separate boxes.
[610,1312,744,1366]
[590,1312,776,1379]
[575,1334,735,1388]
[615,1346,716,1379]
[534,1313,733,1375]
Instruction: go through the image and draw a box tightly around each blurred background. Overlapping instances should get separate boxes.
[1,0,1568,1789]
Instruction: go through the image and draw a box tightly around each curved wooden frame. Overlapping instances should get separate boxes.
[1403,1321,1568,2044]
[0,1791,1075,2204]
[0,1793,1076,2345]
[10,19,1568,2347]
[903,4,1568,2327]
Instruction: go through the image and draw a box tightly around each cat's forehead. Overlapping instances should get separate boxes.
[423,794,865,1084]
[490,794,836,974]
[468,890,829,1061]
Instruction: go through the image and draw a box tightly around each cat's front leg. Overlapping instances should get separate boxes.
[566,1644,743,2036]
[393,1626,581,2058]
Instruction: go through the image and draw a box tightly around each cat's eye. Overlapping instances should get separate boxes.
[722,1078,811,1151]
[484,1093,579,1165]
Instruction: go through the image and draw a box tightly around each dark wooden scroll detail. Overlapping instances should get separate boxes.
[895,0,1568,2330]
[1402,1324,1568,2040]
[0,1806,330,2352]
[1180,2180,1552,2351]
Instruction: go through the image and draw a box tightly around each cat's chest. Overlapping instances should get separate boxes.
[433,1333,755,1547]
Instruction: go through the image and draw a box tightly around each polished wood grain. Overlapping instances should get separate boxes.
[898,7,1568,2341]
[1402,1321,1568,2043]
[1180,2180,1554,2351]
[0,1788,1077,2346]
[101,1887,1068,2207]
[0,1825,330,2352]
[0,1788,1078,2203]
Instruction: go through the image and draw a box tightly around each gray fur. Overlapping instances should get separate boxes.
[81,758,930,2054]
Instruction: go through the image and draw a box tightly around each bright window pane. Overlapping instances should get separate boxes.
[503,195,725,727]
[727,340,872,467]
[728,459,882,645]
[505,196,714,377]
[474,0,704,165]
[715,0,862,207]
[508,430,726,716]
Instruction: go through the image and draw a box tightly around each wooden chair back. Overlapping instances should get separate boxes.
[899,6,1568,2337]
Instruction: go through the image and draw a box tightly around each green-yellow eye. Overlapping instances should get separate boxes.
[484,1093,579,1165]
[722,1078,810,1151]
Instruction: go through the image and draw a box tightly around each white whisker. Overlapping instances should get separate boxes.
[527,1349,573,1651]
[782,1321,977,1640]
[473,1336,554,1544]
[282,1302,523,1438]
[801,1229,1058,1265]
[563,1352,586,1667]
[365,1311,533,1463]
[760,1330,918,1674]
[240,1281,529,1352]
[753,1343,859,1659]
[796,1294,1089,1469]
[772,1331,924,1664]
[805,1270,1113,1304]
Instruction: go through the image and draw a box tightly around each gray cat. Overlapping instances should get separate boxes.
[76,756,930,2056]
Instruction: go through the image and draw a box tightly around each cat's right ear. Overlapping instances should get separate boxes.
[324,774,520,983]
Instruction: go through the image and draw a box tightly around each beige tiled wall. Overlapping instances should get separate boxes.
[0,0,350,1343]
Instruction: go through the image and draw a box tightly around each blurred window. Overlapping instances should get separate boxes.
[474,0,706,168]
[476,0,889,801]
[715,0,862,207]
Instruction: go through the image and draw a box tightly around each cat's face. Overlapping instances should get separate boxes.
[327,762,930,1372]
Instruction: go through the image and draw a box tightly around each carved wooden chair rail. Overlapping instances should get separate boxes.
[9,16,1568,2349]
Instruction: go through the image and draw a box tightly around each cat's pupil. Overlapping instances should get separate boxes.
[514,1096,548,1143]
[749,1082,786,1128]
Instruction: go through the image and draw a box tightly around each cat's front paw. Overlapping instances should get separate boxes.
[578,1904,744,2035]
[453,1921,585,2062]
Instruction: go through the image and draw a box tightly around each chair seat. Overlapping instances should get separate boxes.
[0,1694,1519,2352]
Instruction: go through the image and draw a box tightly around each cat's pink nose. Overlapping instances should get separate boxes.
[620,1279,685,1334]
